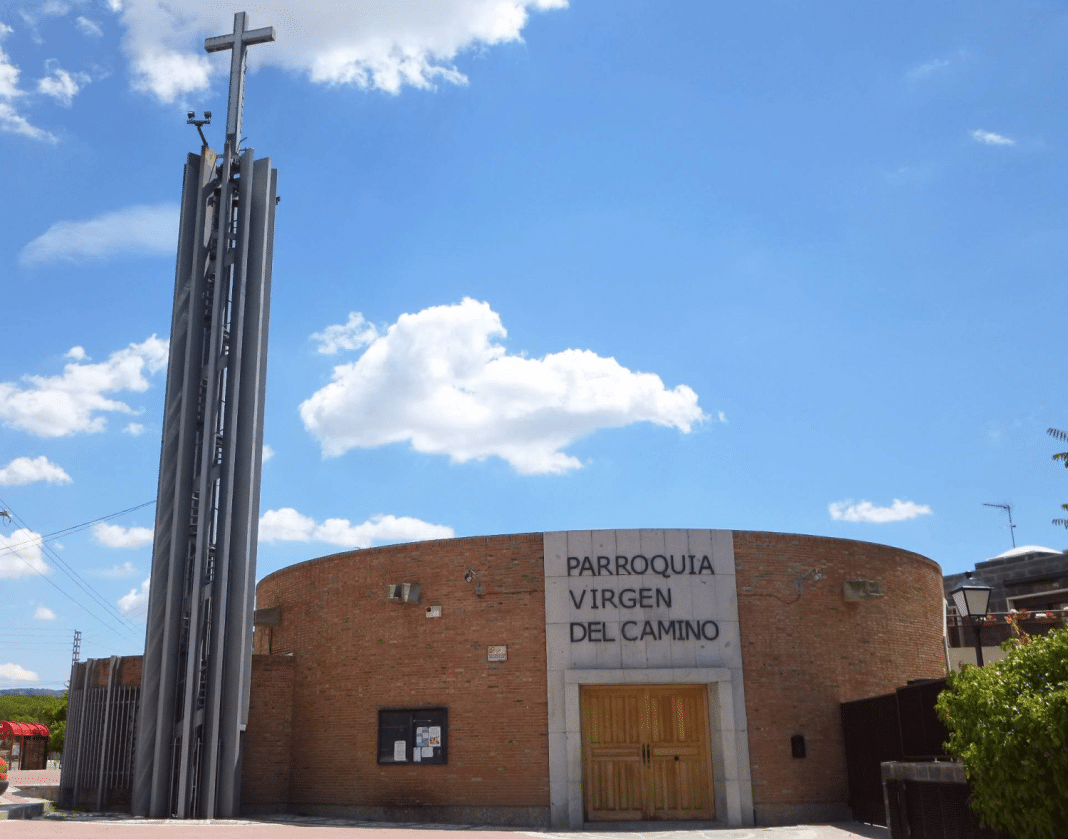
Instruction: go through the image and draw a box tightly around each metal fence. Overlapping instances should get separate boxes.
[60,658,140,811]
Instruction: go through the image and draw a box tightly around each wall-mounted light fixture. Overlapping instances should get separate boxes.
[464,570,483,597]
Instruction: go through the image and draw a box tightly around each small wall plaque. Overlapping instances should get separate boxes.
[487,645,507,662]
[425,605,442,618]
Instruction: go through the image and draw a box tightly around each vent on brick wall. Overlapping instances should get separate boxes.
[844,579,885,601]
[386,583,422,604]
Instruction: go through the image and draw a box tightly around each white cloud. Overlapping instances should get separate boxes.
[262,443,274,463]
[971,129,1016,147]
[37,60,92,106]
[0,662,39,682]
[311,312,379,354]
[0,336,168,437]
[0,24,58,143]
[34,605,56,620]
[0,527,50,579]
[300,299,707,475]
[132,50,210,102]
[114,0,567,101]
[66,346,89,361]
[75,16,103,38]
[0,101,57,142]
[124,422,145,436]
[40,2,75,16]
[118,577,150,617]
[93,522,154,548]
[96,559,137,580]
[829,499,933,524]
[0,23,20,98]
[0,455,72,485]
[21,203,179,266]
[96,560,138,578]
[907,57,950,81]
[260,507,454,549]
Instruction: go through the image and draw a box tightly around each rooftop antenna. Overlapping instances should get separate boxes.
[984,502,1016,548]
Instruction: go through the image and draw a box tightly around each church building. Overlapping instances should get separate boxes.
[245,528,947,827]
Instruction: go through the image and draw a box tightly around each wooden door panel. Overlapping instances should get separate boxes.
[586,753,645,819]
[581,685,714,822]
[647,686,712,819]
[583,687,645,820]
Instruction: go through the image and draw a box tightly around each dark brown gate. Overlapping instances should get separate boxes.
[840,678,948,826]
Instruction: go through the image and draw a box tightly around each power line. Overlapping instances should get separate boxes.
[0,498,147,637]
[37,529,141,632]
[0,499,155,558]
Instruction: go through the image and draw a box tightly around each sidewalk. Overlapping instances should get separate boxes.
[0,808,888,838]
[0,771,887,838]
[0,787,49,820]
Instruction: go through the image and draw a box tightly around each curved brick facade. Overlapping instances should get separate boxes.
[251,529,946,827]
[732,531,947,825]
[253,533,550,824]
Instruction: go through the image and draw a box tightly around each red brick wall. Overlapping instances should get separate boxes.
[242,655,295,812]
[733,531,947,821]
[78,656,142,688]
[252,533,549,818]
[118,656,142,688]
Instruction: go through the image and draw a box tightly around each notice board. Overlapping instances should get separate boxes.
[377,707,448,765]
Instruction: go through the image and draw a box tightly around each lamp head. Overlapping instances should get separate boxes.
[949,572,993,618]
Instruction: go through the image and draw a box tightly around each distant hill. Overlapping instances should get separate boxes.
[0,688,66,697]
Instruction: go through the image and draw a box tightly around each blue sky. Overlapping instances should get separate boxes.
[1,0,1066,689]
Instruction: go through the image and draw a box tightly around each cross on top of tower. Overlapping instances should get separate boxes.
[205,11,275,151]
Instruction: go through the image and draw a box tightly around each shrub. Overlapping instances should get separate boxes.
[0,755,7,782]
[936,627,1068,839]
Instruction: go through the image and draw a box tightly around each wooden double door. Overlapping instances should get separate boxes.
[581,684,714,821]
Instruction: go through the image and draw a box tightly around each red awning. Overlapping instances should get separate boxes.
[0,721,49,737]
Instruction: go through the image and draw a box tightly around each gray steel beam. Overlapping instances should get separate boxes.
[216,151,276,817]
[95,656,119,811]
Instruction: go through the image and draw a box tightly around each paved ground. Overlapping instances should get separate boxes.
[0,818,888,839]
[6,770,61,787]
[1,771,887,838]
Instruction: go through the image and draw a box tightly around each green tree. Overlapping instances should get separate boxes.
[0,694,68,754]
[936,628,1068,839]
[1050,427,1068,528]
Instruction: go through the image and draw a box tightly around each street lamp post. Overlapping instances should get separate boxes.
[949,574,993,666]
